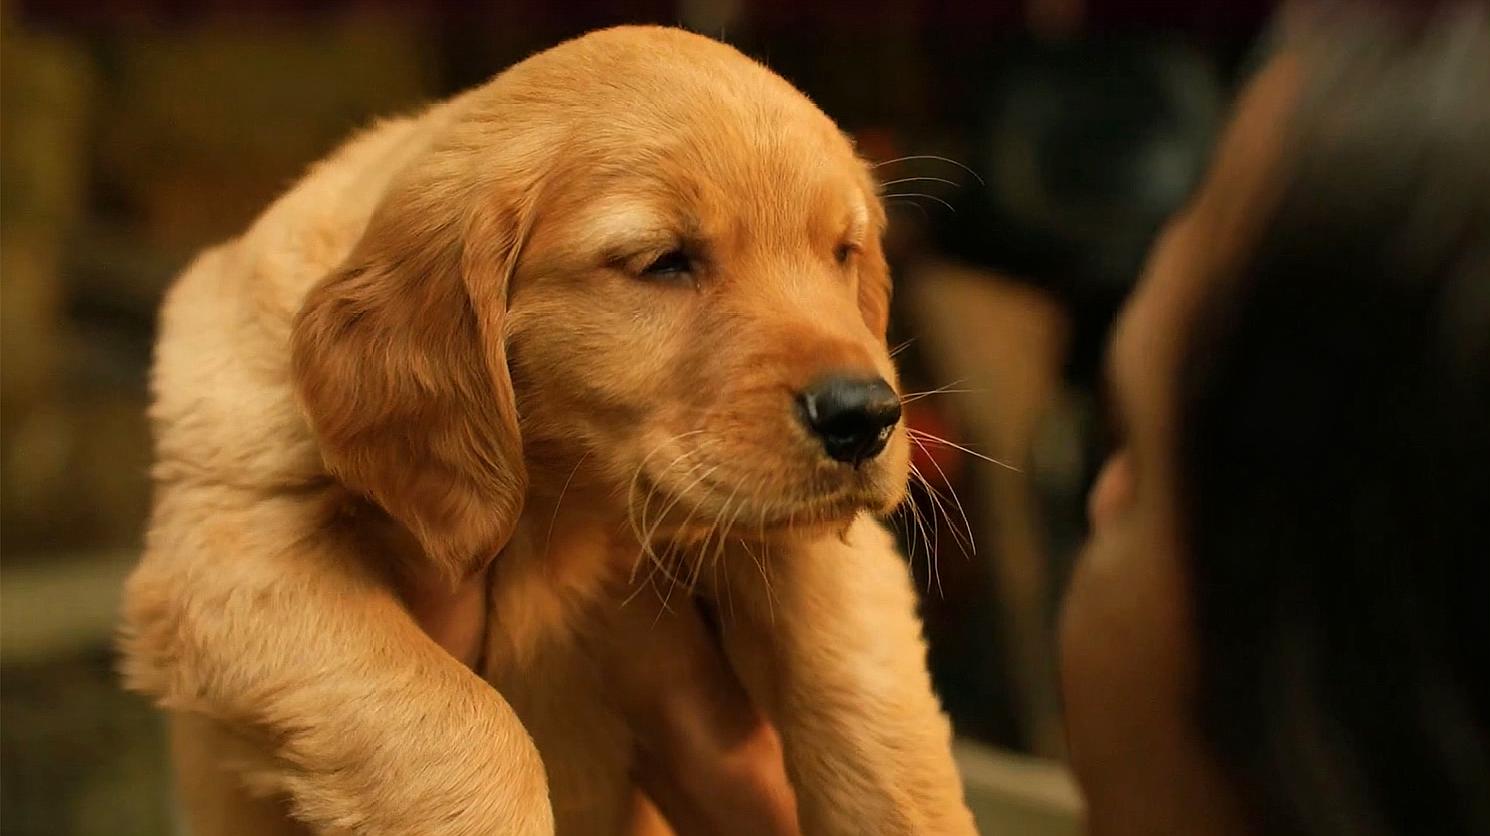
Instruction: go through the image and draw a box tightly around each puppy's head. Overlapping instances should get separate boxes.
[293,27,907,578]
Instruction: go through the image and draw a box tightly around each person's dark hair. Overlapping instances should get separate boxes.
[1175,3,1490,835]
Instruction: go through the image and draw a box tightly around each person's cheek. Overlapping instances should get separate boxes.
[1058,537,1118,815]
[1088,450,1135,532]
[1061,457,1150,825]
[1059,523,1164,832]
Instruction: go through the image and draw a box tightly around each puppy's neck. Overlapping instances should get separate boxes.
[479,494,642,671]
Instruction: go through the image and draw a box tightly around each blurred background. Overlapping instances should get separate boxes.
[1,0,1274,832]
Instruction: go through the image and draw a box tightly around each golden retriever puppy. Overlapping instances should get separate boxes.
[119,25,974,836]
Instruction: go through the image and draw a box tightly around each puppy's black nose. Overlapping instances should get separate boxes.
[797,375,902,464]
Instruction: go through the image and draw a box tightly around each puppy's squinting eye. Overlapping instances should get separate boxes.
[834,242,860,265]
[641,249,693,278]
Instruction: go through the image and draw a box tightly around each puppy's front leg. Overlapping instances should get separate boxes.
[121,495,553,836]
[716,514,976,836]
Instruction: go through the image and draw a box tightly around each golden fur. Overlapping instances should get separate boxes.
[119,26,974,835]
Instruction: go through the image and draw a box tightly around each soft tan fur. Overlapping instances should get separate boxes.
[119,26,974,836]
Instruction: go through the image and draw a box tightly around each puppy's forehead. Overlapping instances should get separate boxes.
[567,196,676,254]
[522,29,878,243]
[564,165,869,252]
[566,118,870,226]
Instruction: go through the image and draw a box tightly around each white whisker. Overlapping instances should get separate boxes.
[623,432,712,605]
[898,378,973,404]
[649,463,722,615]
[905,463,940,595]
[907,428,1021,472]
[885,199,931,222]
[871,154,986,185]
[884,192,956,213]
[627,449,705,585]
[879,175,964,190]
[543,450,593,558]
[910,433,976,558]
[901,389,982,404]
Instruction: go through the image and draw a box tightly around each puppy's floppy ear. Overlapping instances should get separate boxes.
[291,171,530,582]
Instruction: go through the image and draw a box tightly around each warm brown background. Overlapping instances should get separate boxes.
[1,1,1271,832]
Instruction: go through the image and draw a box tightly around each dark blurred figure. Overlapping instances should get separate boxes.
[879,0,1271,756]
[1065,2,1490,834]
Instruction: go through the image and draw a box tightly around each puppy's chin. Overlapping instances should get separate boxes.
[753,485,901,537]
[644,488,880,548]
[626,433,911,543]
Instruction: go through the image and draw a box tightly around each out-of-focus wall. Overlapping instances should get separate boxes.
[2,11,442,558]
[1,11,456,829]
